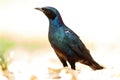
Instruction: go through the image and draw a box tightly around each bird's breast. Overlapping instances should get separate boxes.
[48,27,65,47]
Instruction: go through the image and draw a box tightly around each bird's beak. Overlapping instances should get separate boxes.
[35,8,43,12]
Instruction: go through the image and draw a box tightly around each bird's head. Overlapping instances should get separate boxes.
[35,6,64,25]
[35,6,60,20]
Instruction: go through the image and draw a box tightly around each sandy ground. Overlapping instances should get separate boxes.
[0,33,120,80]
[0,46,120,80]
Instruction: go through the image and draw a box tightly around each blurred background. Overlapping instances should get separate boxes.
[0,0,120,80]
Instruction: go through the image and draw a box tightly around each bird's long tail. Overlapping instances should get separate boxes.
[80,60,104,70]
[89,61,104,70]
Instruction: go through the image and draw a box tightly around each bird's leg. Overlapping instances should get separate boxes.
[57,56,68,67]
[54,51,68,67]
[68,59,76,70]
[60,58,68,67]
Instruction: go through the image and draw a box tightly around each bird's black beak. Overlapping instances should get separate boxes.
[35,8,43,12]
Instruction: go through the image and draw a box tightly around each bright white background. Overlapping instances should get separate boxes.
[0,0,120,44]
[0,1,120,79]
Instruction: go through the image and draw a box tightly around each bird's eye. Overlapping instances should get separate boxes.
[42,8,56,20]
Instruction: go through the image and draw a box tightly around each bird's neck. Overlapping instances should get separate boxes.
[49,15,65,27]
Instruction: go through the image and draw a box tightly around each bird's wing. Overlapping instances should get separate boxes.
[64,28,85,51]
[64,28,93,60]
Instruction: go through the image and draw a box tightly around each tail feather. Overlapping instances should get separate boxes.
[90,61,104,70]
[80,60,104,70]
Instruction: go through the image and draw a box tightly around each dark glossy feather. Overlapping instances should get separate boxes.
[35,6,104,70]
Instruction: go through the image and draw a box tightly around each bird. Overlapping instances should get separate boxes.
[35,6,104,70]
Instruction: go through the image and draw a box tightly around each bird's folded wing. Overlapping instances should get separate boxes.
[64,29,85,57]
[64,28,94,60]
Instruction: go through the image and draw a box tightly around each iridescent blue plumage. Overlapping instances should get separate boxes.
[35,6,104,70]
